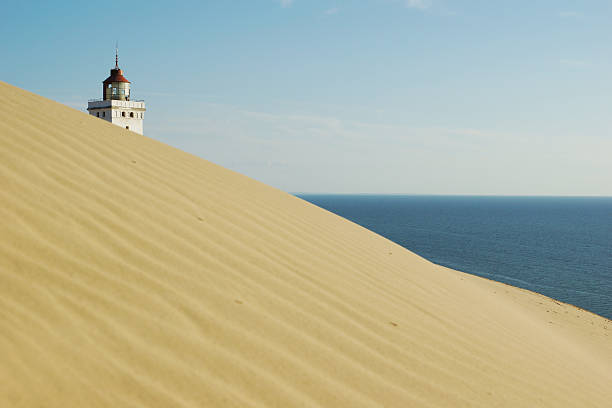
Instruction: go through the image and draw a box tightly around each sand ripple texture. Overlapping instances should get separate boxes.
[1,81,611,407]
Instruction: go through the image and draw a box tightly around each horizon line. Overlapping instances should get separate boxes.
[292,193,612,197]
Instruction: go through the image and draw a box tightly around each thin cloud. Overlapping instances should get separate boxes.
[325,7,339,15]
[279,0,293,7]
[558,11,582,18]
[148,102,612,194]
[405,0,431,9]
[560,59,592,68]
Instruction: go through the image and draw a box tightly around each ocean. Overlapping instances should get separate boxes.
[298,195,612,320]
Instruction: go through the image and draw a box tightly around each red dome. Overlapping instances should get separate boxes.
[103,68,130,84]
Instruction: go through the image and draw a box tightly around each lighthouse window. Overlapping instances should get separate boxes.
[96,112,99,117]
[130,112,134,118]
[122,111,126,117]
[102,112,105,117]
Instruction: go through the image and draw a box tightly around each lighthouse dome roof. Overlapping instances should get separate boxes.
[103,68,130,84]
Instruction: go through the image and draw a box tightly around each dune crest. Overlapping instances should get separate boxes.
[1,81,610,407]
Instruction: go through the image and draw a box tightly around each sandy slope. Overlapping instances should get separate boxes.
[0,81,610,407]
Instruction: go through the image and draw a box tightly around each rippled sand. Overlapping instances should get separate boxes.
[1,81,611,407]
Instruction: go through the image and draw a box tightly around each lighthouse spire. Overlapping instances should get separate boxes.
[115,41,119,68]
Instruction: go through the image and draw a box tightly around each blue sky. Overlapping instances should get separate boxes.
[2,0,611,194]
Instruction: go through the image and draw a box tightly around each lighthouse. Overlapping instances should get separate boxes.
[87,49,146,134]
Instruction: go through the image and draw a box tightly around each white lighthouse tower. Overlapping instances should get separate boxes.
[87,49,146,134]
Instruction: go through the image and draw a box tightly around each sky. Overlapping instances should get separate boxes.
[2,0,611,195]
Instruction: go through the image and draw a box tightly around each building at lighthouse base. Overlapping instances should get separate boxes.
[87,99,145,135]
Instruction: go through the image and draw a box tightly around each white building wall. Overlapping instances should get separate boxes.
[90,108,112,122]
[87,100,145,135]
[111,113,144,135]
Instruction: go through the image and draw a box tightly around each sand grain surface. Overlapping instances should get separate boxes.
[1,81,611,407]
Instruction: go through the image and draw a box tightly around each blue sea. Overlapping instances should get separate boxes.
[298,195,612,320]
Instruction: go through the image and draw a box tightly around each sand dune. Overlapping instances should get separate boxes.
[1,80,610,407]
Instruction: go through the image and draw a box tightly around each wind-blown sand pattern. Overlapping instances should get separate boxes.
[1,80,611,407]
